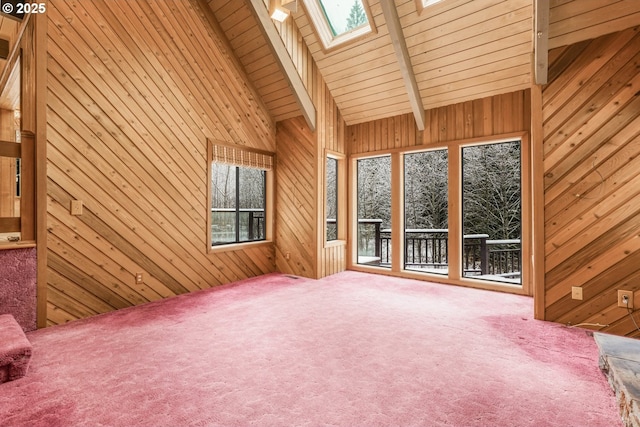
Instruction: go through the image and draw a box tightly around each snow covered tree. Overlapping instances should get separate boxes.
[345,0,367,31]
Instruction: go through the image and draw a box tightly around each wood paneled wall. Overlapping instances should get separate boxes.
[347,90,529,154]
[208,0,301,122]
[549,0,640,49]
[315,76,347,278]
[543,26,640,337]
[275,116,316,277]
[45,0,276,325]
[274,12,347,279]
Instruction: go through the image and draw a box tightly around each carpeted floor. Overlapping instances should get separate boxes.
[0,271,621,426]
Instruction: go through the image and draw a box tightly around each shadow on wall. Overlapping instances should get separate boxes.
[0,248,36,332]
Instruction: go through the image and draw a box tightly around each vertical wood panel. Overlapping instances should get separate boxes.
[46,0,276,325]
[543,26,640,338]
[347,91,528,155]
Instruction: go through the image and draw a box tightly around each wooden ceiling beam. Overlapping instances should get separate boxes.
[247,0,316,132]
[534,0,550,84]
[380,0,425,131]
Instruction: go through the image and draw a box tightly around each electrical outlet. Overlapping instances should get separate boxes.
[285,252,290,260]
[70,200,83,216]
[617,290,634,309]
[571,286,583,300]
[135,273,144,284]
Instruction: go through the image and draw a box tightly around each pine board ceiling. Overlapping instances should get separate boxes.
[209,0,640,127]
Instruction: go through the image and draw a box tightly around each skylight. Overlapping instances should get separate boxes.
[303,0,375,50]
[319,0,368,36]
[416,0,442,13]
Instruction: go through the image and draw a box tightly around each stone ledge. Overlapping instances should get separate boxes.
[595,332,640,427]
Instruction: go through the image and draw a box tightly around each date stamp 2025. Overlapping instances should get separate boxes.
[1,1,46,15]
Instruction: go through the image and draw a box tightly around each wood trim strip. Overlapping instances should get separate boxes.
[0,217,20,232]
[0,140,21,158]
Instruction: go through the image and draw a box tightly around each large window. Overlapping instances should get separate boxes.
[351,136,528,293]
[404,149,448,275]
[357,155,391,268]
[302,0,375,50]
[462,141,521,285]
[208,142,272,248]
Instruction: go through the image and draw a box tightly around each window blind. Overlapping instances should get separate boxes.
[211,144,273,171]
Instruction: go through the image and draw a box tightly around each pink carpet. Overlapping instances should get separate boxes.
[0,271,620,426]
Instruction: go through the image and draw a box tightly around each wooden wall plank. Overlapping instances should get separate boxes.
[549,0,640,49]
[208,0,300,123]
[275,116,316,277]
[46,0,276,325]
[543,26,640,337]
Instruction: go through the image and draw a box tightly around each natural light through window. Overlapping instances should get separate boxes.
[303,0,374,50]
[422,0,444,7]
[417,0,444,14]
[319,0,368,36]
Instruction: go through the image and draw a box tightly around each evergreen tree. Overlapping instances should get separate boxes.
[345,0,367,31]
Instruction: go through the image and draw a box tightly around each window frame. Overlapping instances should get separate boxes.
[324,149,346,246]
[207,140,274,253]
[301,0,377,51]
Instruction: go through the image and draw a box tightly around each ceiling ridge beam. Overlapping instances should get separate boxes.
[380,0,425,131]
[247,0,317,132]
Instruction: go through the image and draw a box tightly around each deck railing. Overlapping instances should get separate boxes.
[357,220,521,277]
[211,208,265,243]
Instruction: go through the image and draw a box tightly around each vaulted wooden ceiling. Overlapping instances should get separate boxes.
[295,0,533,125]
[209,0,640,127]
